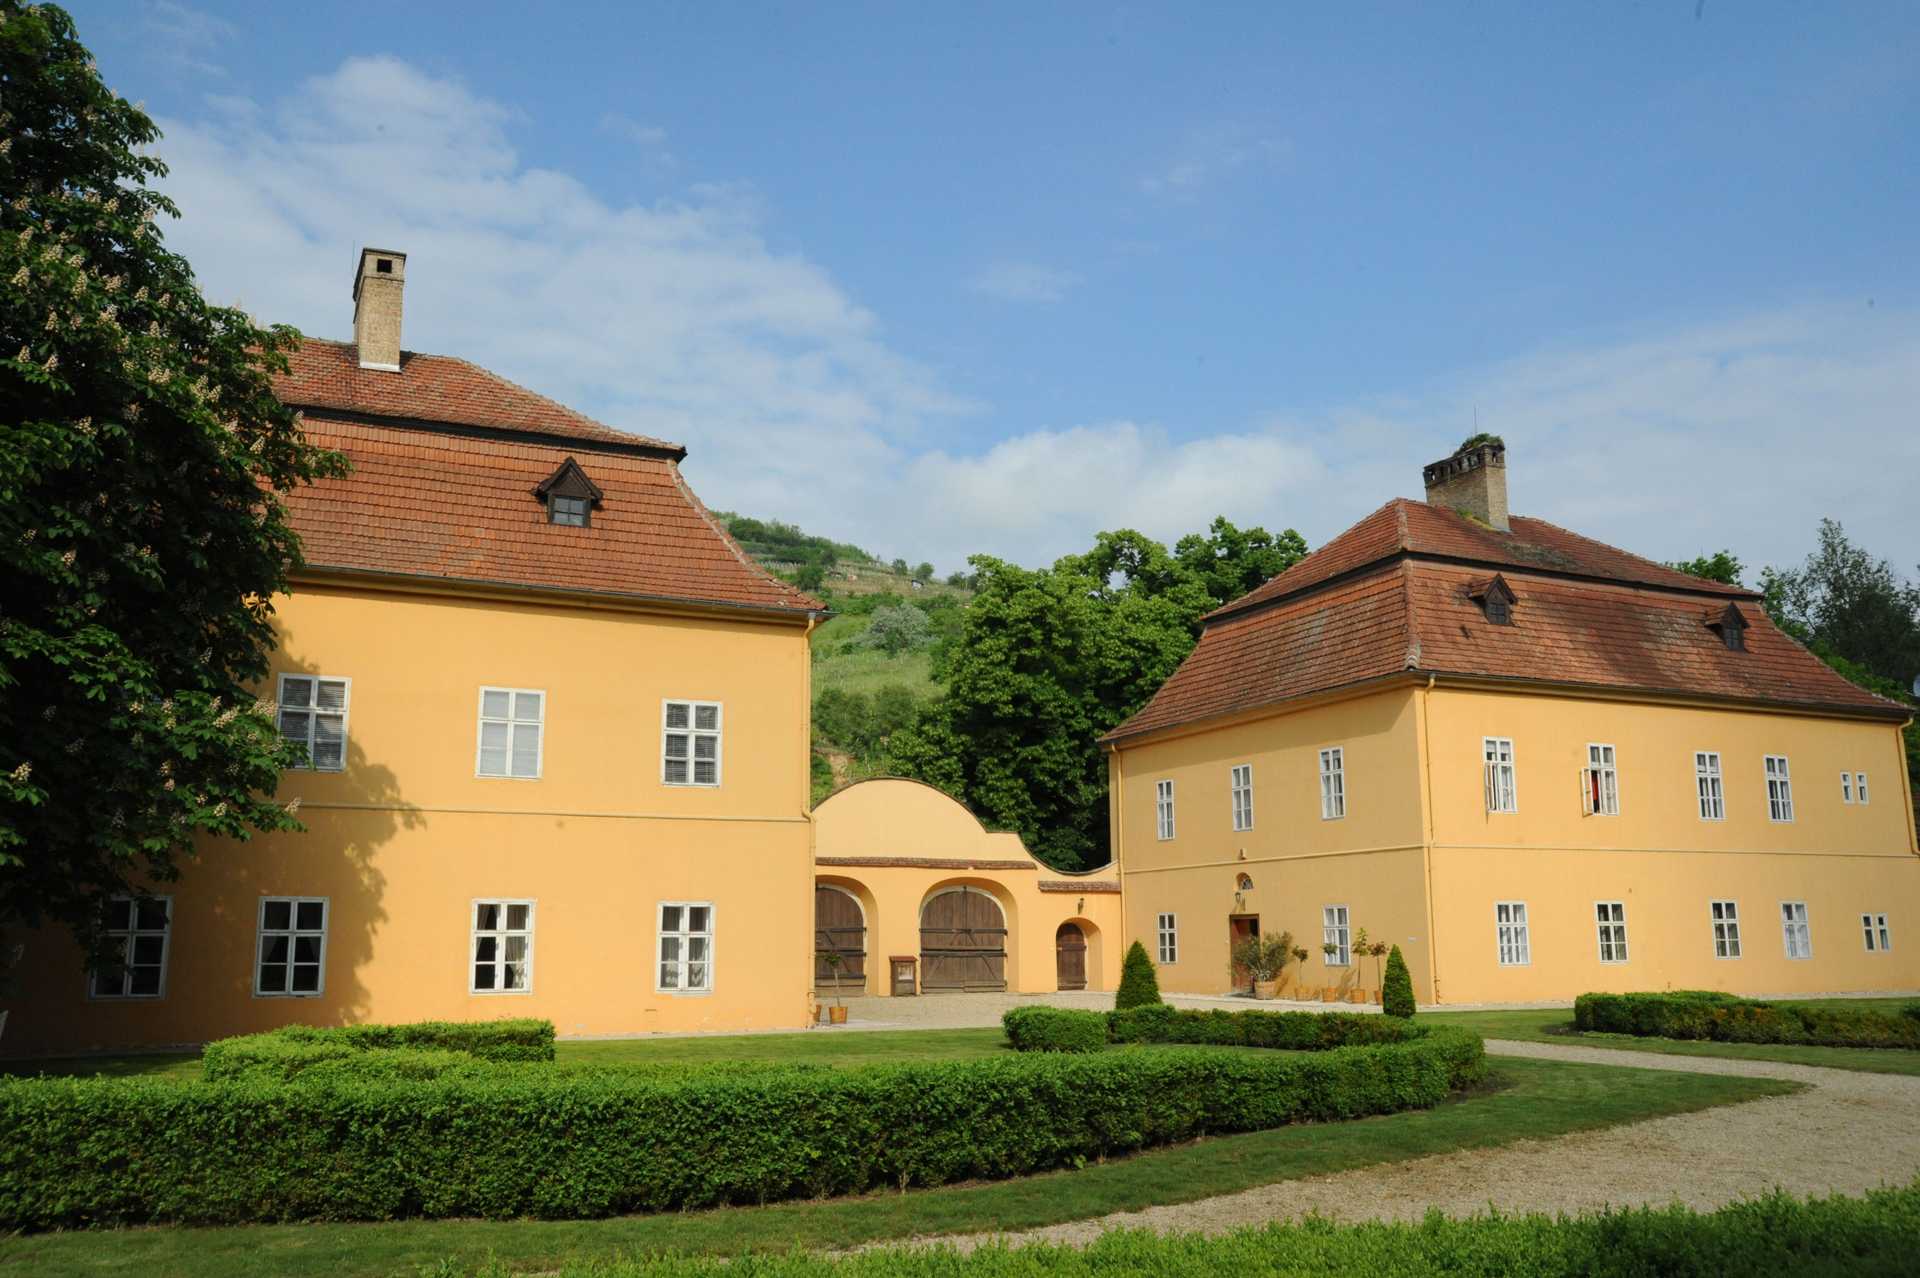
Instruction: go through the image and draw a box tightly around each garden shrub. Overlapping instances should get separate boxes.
[1573,992,1920,1049]
[1381,944,1415,1018]
[451,1182,1920,1276]
[1114,940,1163,1010]
[1104,1006,1421,1050]
[202,1019,555,1081]
[0,1029,1483,1227]
[1000,1006,1107,1053]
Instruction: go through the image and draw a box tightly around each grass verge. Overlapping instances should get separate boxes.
[0,1057,1796,1278]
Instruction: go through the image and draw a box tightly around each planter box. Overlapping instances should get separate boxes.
[1347,989,1366,1004]
[1253,979,1279,1000]
[1320,988,1339,1003]
[828,1005,849,1025]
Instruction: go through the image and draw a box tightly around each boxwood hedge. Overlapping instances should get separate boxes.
[200,1018,555,1081]
[0,1027,1483,1227]
[1002,1004,1426,1053]
[1574,992,1920,1049]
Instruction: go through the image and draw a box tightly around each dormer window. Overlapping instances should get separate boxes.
[1468,574,1517,626]
[1707,603,1749,652]
[532,457,604,529]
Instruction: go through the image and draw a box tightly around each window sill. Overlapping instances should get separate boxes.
[252,991,325,999]
[655,988,715,998]
[470,988,536,996]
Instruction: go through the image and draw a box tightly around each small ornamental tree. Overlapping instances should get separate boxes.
[1114,939,1163,1010]
[0,2,346,971]
[1382,945,1416,1018]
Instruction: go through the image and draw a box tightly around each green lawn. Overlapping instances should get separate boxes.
[1423,996,1920,1076]
[0,1056,1795,1278]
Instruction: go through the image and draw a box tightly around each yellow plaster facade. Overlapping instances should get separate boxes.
[1112,679,1920,1005]
[810,780,1123,1000]
[3,579,820,1056]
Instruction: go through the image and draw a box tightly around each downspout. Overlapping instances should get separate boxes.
[1417,674,1443,1004]
[1110,744,1126,993]
[801,613,819,1018]
[1899,718,1919,857]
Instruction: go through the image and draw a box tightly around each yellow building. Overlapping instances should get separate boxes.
[1106,442,1919,1005]
[2,249,826,1056]
[811,779,1123,1000]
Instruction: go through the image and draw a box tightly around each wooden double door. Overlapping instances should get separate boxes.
[813,885,867,993]
[919,886,1008,992]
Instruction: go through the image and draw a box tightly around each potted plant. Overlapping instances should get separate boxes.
[1230,934,1288,999]
[1320,941,1341,1001]
[1346,928,1370,1003]
[817,950,851,1024]
[1290,945,1310,998]
[1367,939,1391,1002]
[1267,930,1295,999]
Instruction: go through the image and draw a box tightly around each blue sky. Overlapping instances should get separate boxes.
[73,1,1920,574]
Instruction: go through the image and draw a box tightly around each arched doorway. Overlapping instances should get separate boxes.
[1055,922,1087,990]
[919,886,1007,992]
[814,885,867,995]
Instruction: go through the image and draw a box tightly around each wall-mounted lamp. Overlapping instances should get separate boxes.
[1076,897,1085,914]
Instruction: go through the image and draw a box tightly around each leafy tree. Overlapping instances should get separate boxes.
[789,561,825,593]
[1114,940,1163,1009]
[945,570,970,588]
[1669,550,1745,587]
[0,3,346,965]
[1382,945,1415,1018]
[1762,519,1920,689]
[888,518,1306,869]
[1172,516,1309,613]
[889,557,909,576]
[857,603,933,656]
[912,561,934,584]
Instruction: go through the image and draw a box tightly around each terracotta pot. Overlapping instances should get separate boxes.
[1320,988,1338,1003]
[1370,989,1382,1004]
[1347,988,1365,1004]
[1253,979,1279,1000]
[828,1005,849,1025]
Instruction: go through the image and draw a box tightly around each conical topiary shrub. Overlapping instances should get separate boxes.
[1115,939,1164,1010]
[1382,944,1416,1018]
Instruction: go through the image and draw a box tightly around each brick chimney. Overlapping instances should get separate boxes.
[351,247,406,371]
[1422,439,1509,532]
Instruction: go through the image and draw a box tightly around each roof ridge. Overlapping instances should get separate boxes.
[1507,512,1753,598]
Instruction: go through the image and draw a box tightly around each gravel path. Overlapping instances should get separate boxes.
[883,1040,1920,1251]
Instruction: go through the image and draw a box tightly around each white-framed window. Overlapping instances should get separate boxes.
[89,895,171,999]
[1863,912,1892,953]
[1764,755,1793,822]
[277,674,349,772]
[657,902,714,992]
[663,700,723,786]
[1483,737,1517,813]
[1323,904,1351,965]
[477,688,544,779]
[1856,772,1870,804]
[1230,764,1254,832]
[1780,900,1812,960]
[1495,901,1530,966]
[1156,912,1178,964]
[471,899,534,992]
[1583,743,1619,816]
[1710,900,1741,959]
[1319,747,1347,820]
[1595,901,1629,963]
[1155,779,1175,840]
[1841,772,1854,804]
[1695,751,1725,821]
[255,897,327,997]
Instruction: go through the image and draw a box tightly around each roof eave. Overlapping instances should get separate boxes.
[287,402,689,463]
[290,564,825,624]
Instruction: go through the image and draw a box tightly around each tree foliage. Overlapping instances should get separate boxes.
[1114,940,1163,1009]
[855,603,933,656]
[1382,945,1415,1018]
[888,517,1306,869]
[1669,550,1744,587]
[0,2,345,959]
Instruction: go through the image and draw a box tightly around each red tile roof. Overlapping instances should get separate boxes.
[274,339,682,455]
[277,340,820,616]
[1109,503,1905,743]
[1211,498,1748,620]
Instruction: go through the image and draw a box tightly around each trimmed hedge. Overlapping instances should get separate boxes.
[459,1183,1920,1276]
[1574,992,1920,1050]
[1114,939,1164,1009]
[201,1019,556,1081]
[0,1030,1484,1227]
[1000,1006,1109,1053]
[1382,944,1415,1018]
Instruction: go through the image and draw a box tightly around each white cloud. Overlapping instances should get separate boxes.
[146,56,1917,580]
[966,261,1081,303]
[140,0,236,77]
[1140,123,1291,200]
[599,112,675,169]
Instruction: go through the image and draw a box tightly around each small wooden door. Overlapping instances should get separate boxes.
[919,887,1008,991]
[1228,914,1260,994]
[814,886,866,993]
[1055,922,1087,990]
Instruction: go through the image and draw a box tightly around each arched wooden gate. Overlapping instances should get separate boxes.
[919,886,1007,992]
[813,885,866,994]
[1055,922,1087,990]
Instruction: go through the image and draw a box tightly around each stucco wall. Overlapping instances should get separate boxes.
[3,581,817,1056]
[810,779,1123,997]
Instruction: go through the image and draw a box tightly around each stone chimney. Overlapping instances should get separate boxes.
[1422,438,1509,532]
[351,247,406,371]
